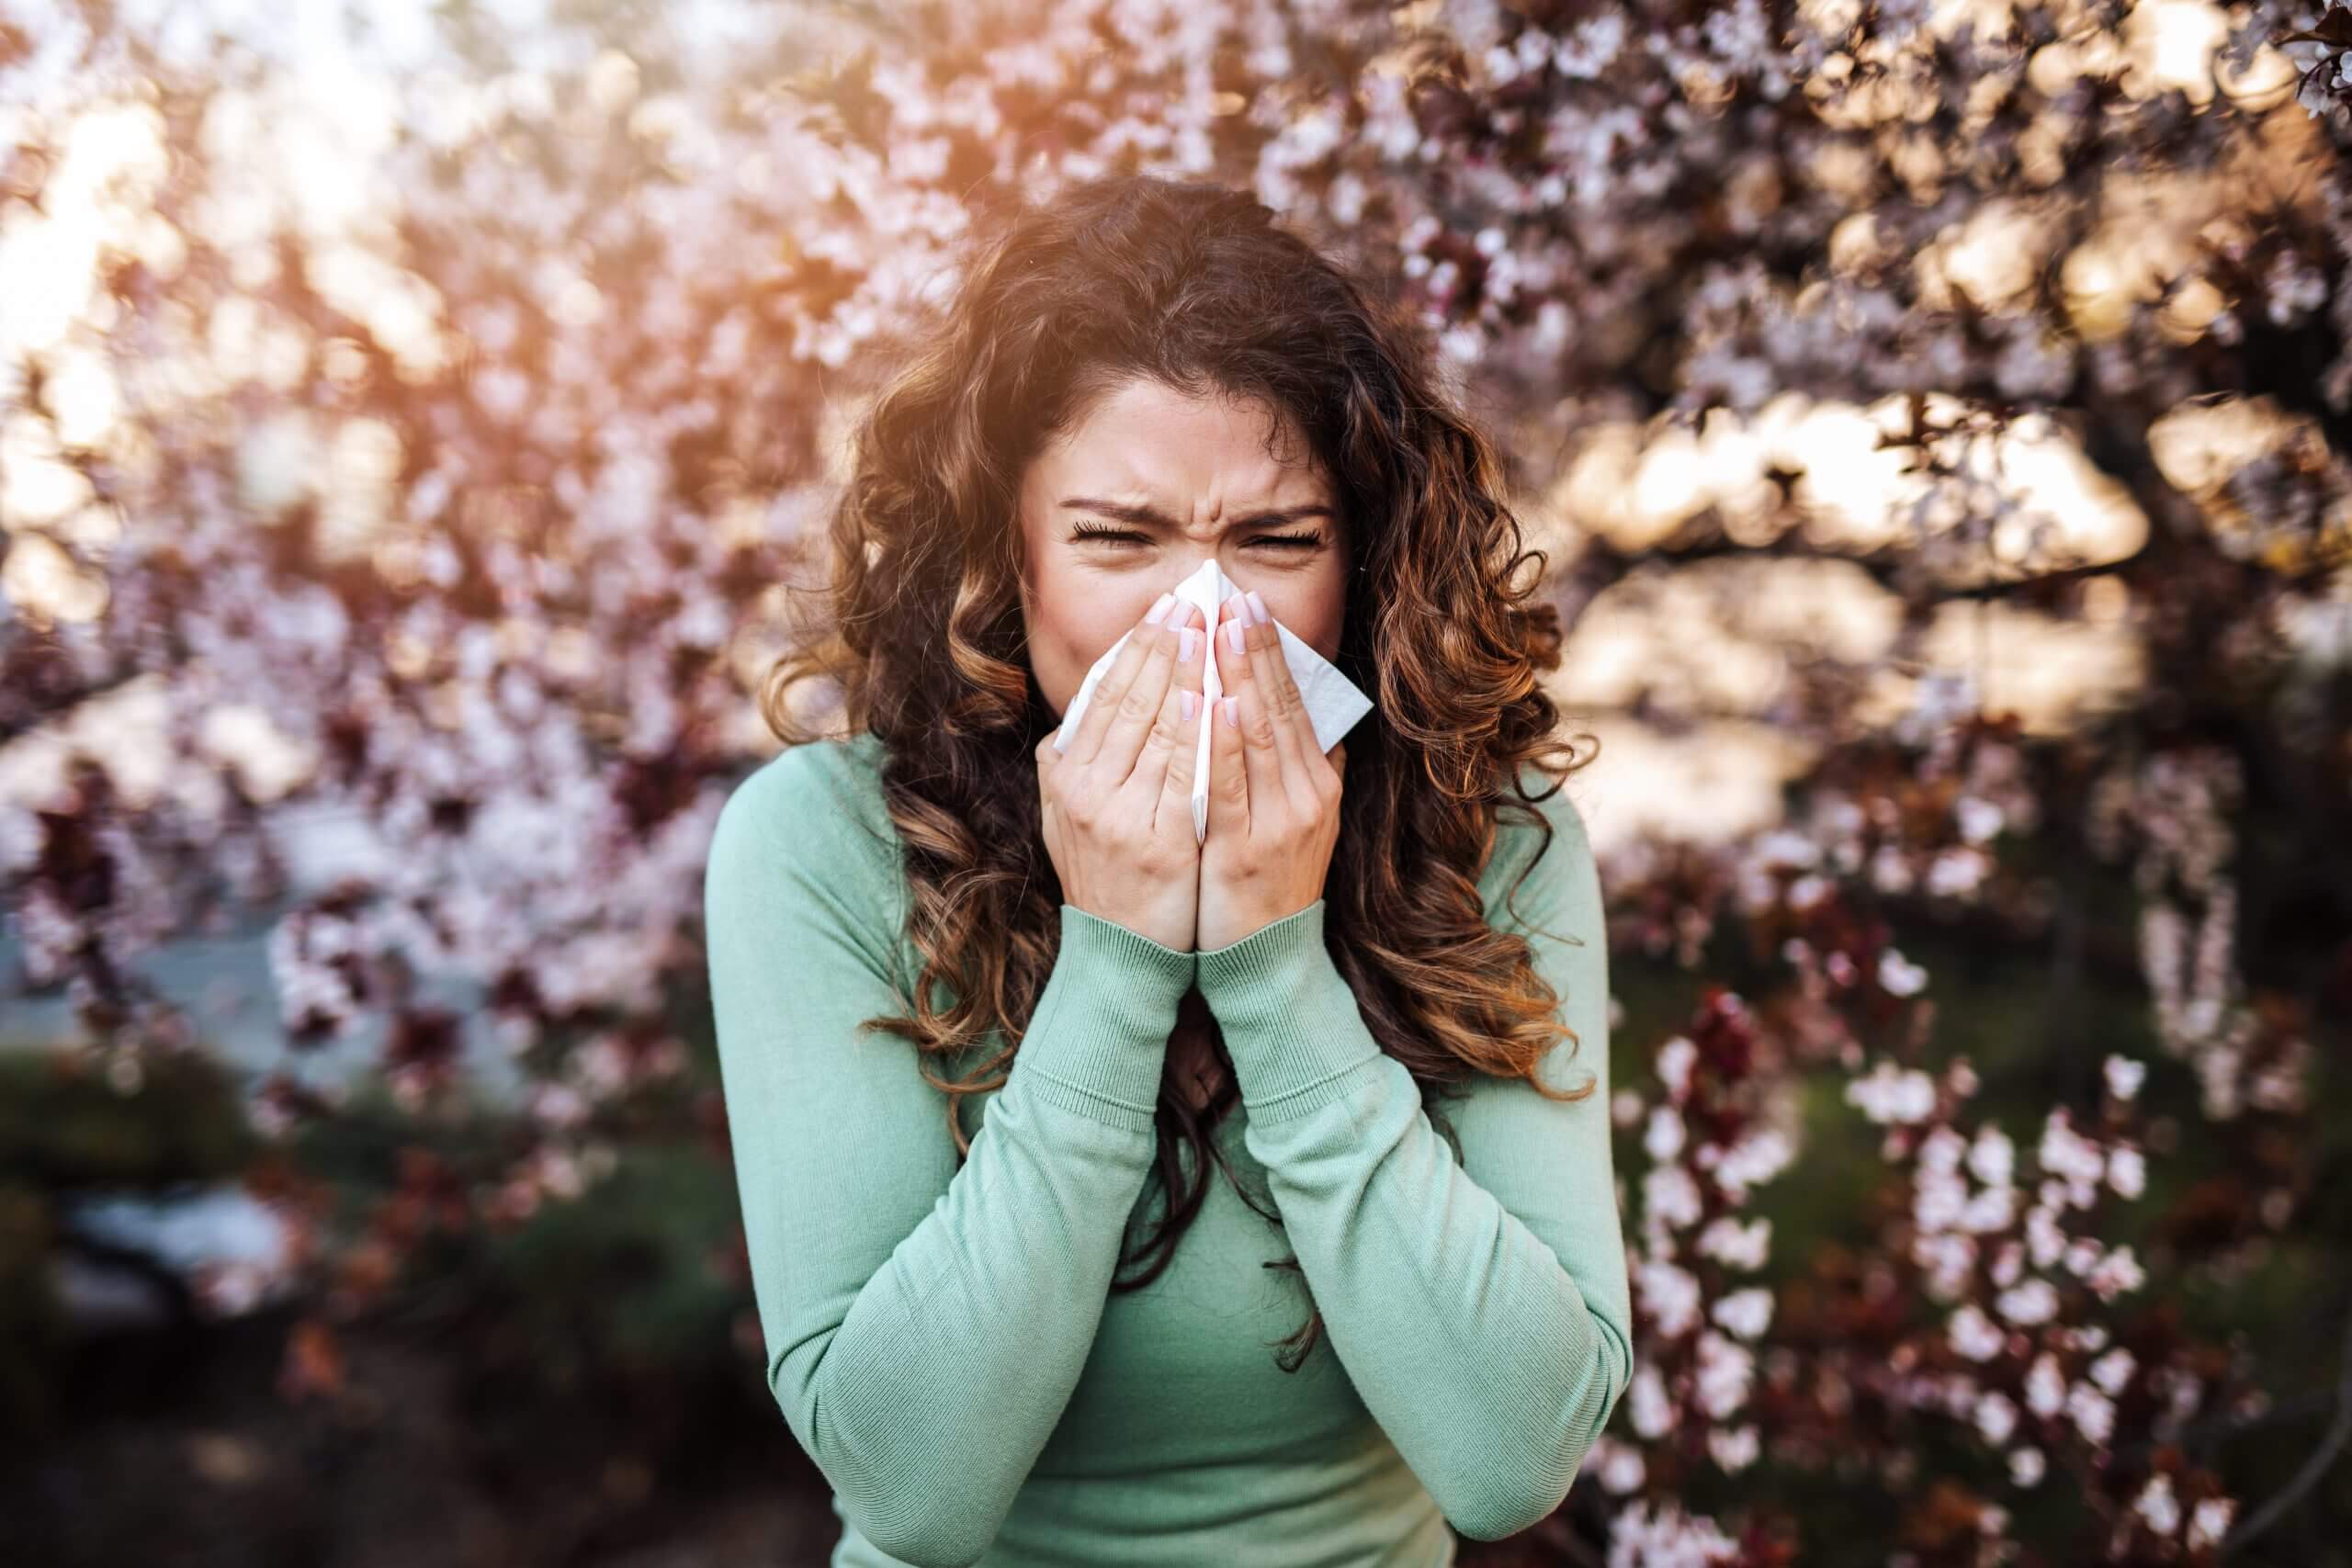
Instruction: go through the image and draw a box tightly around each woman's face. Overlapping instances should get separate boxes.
[1017,377,1351,721]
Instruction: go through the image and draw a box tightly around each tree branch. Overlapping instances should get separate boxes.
[2221,1296,2352,1557]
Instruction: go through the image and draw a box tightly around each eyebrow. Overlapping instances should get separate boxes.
[1058,497,1337,529]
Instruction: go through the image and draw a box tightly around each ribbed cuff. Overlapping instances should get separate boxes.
[1010,906,1198,1132]
[1194,900,1385,1123]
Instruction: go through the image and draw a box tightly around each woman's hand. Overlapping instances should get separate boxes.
[1035,592,1210,952]
[1197,588,1348,952]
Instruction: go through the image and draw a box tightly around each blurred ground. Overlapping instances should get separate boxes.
[7,1309,842,1568]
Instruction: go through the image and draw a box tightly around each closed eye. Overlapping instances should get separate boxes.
[1071,522,1325,549]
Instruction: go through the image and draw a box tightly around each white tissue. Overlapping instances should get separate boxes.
[1051,558,1374,841]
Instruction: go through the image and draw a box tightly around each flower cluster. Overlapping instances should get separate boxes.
[1585,988,1792,1559]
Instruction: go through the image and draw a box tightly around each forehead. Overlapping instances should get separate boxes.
[1031,378,1329,502]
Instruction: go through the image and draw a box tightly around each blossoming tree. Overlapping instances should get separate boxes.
[3,0,2347,1561]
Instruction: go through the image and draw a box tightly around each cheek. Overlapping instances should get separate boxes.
[1283,570,1350,664]
[1027,583,1145,711]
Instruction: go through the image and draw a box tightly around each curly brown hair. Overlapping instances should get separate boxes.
[761,172,1599,1373]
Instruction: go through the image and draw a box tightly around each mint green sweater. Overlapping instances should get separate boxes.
[702,734,1631,1568]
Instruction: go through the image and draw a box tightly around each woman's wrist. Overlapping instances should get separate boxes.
[1009,905,1198,1129]
[1195,900,1386,1120]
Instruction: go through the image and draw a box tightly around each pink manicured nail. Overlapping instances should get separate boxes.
[1144,592,1176,626]
[1221,696,1238,727]
[1245,590,1270,626]
[1226,620,1247,654]
[1180,626,1198,661]
[1181,690,1196,721]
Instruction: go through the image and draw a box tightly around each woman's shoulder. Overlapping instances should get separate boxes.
[707,732,902,886]
[702,735,916,1017]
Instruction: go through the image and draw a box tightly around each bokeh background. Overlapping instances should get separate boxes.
[4,0,2350,1563]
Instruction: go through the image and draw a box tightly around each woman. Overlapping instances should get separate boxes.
[703,174,1631,1568]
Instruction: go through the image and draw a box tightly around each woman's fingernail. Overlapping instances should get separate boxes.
[1246,590,1270,626]
[1181,626,1198,661]
[1221,696,1238,728]
[1144,592,1176,626]
[1181,690,1196,722]
[1226,620,1247,654]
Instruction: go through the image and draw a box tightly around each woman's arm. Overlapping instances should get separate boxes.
[1192,785,1632,1543]
[703,748,1193,1568]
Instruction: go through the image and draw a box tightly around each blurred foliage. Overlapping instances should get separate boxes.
[0,1041,252,1441]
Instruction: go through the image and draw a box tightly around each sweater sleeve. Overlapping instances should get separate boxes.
[702,747,1196,1568]
[1192,784,1633,1543]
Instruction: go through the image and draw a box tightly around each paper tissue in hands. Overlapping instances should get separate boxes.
[1051,557,1374,841]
